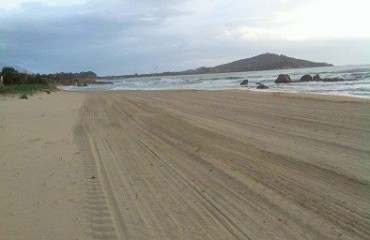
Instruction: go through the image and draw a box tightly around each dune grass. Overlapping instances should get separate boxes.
[0,84,58,97]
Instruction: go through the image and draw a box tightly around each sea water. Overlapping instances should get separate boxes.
[64,65,370,98]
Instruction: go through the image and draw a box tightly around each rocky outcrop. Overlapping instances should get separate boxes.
[257,83,269,89]
[300,75,313,81]
[240,79,249,85]
[294,74,344,83]
[176,53,333,76]
[275,74,291,84]
[313,74,321,81]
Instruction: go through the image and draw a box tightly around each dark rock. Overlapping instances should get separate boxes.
[257,83,269,89]
[240,79,249,85]
[275,74,291,83]
[313,74,321,81]
[322,77,344,82]
[300,74,313,81]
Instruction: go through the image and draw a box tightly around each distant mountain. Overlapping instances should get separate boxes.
[118,53,333,78]
[182,53,333,74]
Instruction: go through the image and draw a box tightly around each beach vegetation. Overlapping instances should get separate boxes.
[0,66,98,96]
[0,67,59,97]
[41,71,97,85]
[1,67,49,85]
[1,67,98,87]
[0,84,59,96]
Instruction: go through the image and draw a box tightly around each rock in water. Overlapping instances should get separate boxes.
[300,75,313,81]
[240,79,249,85]
[313,74,321,81]
[322,77,344,82]
[275,74,291,83]
[257,83,269,89]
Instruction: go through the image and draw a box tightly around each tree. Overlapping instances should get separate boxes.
[79,71,97,78]
[1,67,19,85]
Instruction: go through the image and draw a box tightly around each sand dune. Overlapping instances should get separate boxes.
[1,90,369,239]
[76,90,370,239]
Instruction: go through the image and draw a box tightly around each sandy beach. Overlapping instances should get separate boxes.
[1,90,370,239]
[0,92,89,240]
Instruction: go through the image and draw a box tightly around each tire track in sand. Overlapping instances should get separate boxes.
[75,104,119,240]
[76,91,370,240]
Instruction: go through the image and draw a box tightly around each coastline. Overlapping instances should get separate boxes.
[62,64,370,98]
[244,88,370,100]
[62,86,370,101]
[1,90,369,239]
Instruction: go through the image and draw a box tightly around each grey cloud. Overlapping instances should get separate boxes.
[0,0,369,75]
[0,1,182,72]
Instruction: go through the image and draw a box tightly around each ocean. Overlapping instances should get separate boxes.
[63,65,370,98]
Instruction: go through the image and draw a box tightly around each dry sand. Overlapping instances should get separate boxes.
[1,90,370,239]
[0,92,89,240]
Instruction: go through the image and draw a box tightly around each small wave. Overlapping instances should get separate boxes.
[208,76,244,80]
[224,76,244,80]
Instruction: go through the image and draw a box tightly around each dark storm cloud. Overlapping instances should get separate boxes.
[0,0,200,74]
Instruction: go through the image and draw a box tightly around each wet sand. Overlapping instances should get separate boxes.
[1,90,370,239]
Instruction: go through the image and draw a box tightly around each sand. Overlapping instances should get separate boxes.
[1,90,370,239]
[0,92,89,240]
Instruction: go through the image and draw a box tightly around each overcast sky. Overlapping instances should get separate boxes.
[0,0,369,75]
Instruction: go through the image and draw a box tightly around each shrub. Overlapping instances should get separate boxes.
[2,67,19,85]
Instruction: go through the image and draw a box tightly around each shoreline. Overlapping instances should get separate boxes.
[1,90,369,239]
[60,64,370,98]
[244,88,370,100]
[60,87,370,101]
[60,84,370,101]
